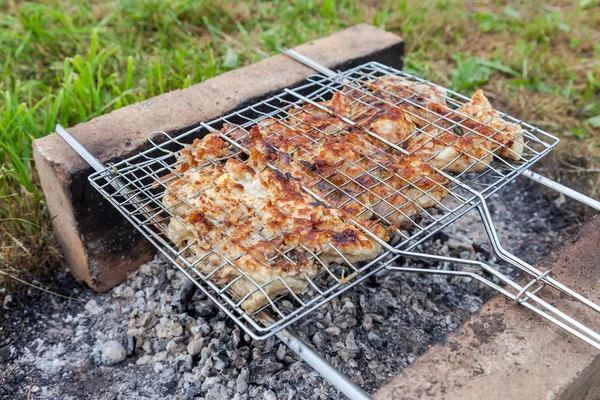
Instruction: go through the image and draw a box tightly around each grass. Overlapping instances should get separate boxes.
[1,0,599,293]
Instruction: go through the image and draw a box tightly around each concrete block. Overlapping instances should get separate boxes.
[374,215,600,400]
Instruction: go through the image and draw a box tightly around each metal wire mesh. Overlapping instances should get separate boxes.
[88,62,558,339]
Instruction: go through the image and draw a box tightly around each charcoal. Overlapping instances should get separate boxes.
[1,177,577,399]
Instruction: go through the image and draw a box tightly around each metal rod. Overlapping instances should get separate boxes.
[475,201,600,314]
[358,216,600,349]
[277,328,372,400]
[281,49,600,211]
[281,48,338,78]
[56,124,128,194]
[386,264,600,350]
[56,124,105,173]
[522,170,600,211]
[56,122,372,400]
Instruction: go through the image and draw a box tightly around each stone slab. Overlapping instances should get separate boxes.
[32,24,405,291]
[374,215,600,400]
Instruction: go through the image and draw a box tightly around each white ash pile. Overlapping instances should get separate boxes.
[0,178,579,399]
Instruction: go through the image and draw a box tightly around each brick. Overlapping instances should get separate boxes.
[373,215,600,400]
[32,24,405,291]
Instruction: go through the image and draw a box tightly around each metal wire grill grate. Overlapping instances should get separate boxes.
[304,62,559,193]
[88,62,559,339]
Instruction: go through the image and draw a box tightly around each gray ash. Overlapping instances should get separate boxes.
[0,177,584,399]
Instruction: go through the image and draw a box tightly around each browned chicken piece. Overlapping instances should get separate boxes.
[162,134,387,313]
[329,76,524,172]
[407,99,522,173]
[321,88,492,172]
[241,115,377,222]
[244,115,450,228]
[327,89,415,145]
[294,132,450,228]
[371,76,524,160]
[287,105,348,139]
[455,90,524,160]
[245,121,376,222]
[403,127,494,173]
[368,75,449,127]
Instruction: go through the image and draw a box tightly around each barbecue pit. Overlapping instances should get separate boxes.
[25,25,600,400]
[56,56,600,399]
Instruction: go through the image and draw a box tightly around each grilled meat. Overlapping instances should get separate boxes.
[161,73,525,314]
[325,86,492,173]
[162,133,388,313]
[456,90,524,161]
[355,75,525,171]
[246,112,450,228]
